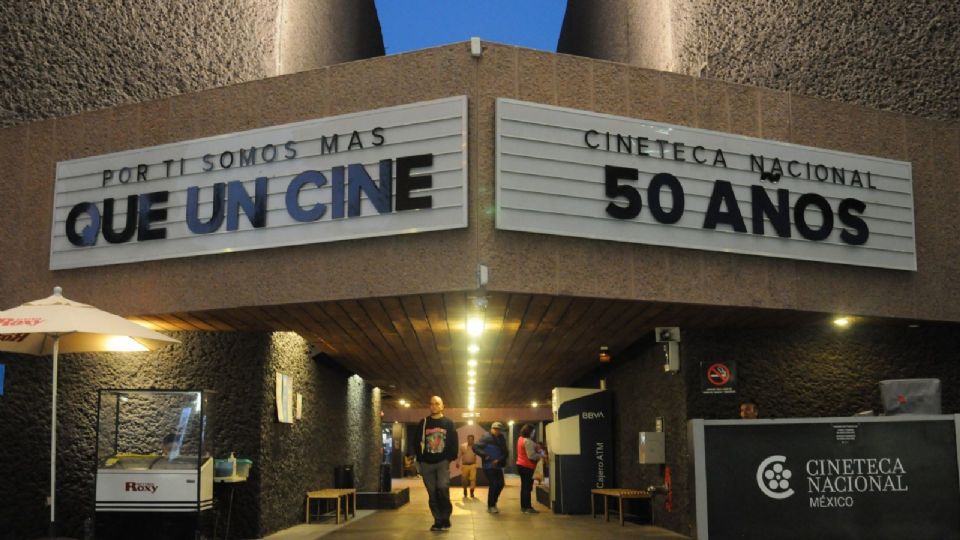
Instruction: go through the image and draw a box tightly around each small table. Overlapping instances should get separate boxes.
[591,488,653,526]
[214,475,247,540]
[305,489,357,524]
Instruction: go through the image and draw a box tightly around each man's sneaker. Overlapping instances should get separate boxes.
[487,506,499,514]
[430,522,443,531]
[441,520,451,530]
[522,507,540,514]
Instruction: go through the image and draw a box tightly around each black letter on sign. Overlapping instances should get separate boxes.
[604,165,641,219]
[227,178,269,231]
[137,191,169,241]
[396,154,433,211]
[750,186,791,237]
[703,180,746,232]
[102,195,138,243]
[794,193,833,241]
[648,173,684,224]
[838,198,869,245]
[187,183,226,234]
[65,202,101,247]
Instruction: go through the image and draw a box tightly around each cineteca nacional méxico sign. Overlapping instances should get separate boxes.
[51,96,468,270]
[495,99,915,271]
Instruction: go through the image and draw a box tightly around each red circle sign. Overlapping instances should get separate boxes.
[706,363,731,386]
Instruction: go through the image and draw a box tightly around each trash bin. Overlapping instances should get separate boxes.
[380,463,392,492]
[335,464,355,489]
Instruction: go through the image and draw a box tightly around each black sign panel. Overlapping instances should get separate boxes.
[700,361,737,394]
[555,391,613,514]
[700,418,960,539]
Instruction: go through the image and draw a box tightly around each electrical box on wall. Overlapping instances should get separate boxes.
[663,341,680,373]
[639,431,666,464]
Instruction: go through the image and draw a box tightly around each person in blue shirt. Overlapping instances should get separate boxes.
[473,421,508,513]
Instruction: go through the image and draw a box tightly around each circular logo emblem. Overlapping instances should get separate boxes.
[756,455,795,499]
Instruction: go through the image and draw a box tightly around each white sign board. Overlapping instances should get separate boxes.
[51,96,468,270]
[496,99,915,271]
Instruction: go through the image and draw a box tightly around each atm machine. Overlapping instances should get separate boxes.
[545,387,613,514]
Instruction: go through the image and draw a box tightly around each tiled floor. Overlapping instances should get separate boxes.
[265,477,689,540]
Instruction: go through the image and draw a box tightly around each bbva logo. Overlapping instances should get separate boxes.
[756,455,795,499]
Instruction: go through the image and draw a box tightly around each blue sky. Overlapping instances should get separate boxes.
[375,0,567,54]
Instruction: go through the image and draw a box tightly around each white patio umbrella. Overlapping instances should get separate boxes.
[0,286,180,536]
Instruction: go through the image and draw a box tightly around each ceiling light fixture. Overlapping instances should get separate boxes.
[468,344,479,354]
[531,401,538,408]
[467,359,478,367]
[833,317,850,327]
[466,316,484,336]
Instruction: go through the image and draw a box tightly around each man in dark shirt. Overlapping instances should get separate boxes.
[473,421,508,513]
[415,395,458,531]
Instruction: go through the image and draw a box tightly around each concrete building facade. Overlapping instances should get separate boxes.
[1,2,959,538]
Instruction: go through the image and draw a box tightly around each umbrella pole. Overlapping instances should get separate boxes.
[49,335,59,538]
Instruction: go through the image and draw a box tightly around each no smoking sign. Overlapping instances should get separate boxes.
[701,361,737,394]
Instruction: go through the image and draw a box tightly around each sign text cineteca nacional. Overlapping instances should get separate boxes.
[496,99,915,271]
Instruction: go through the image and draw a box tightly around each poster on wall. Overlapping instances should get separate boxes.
[700,361,737,394]
[276,373,293,423]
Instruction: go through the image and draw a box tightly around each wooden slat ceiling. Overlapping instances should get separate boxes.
[134,292,849,409]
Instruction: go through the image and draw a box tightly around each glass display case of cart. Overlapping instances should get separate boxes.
[95,389,214,513]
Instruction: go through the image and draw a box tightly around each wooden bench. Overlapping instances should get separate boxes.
[305,488,357,524]
[590,488,653,526]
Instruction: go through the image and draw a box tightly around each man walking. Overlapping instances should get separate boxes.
[473,421,508,513]
[458,434,478,499]
[416,395,458,531]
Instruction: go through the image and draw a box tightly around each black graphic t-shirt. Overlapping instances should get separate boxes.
[417,415,458,464]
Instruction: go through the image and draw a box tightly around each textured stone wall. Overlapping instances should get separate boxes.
[257,333,381,537]
[0,330,381,540]
[0,331,268,539]
[0,0,384,128]
[577,347,690,533]
[558,0,960,120]
[586,323,960,537]
[683,325,960,420]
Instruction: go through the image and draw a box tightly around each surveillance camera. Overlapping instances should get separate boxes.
[655,327,680,343]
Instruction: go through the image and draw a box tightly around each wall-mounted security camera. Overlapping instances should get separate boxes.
[655,327,680,343]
